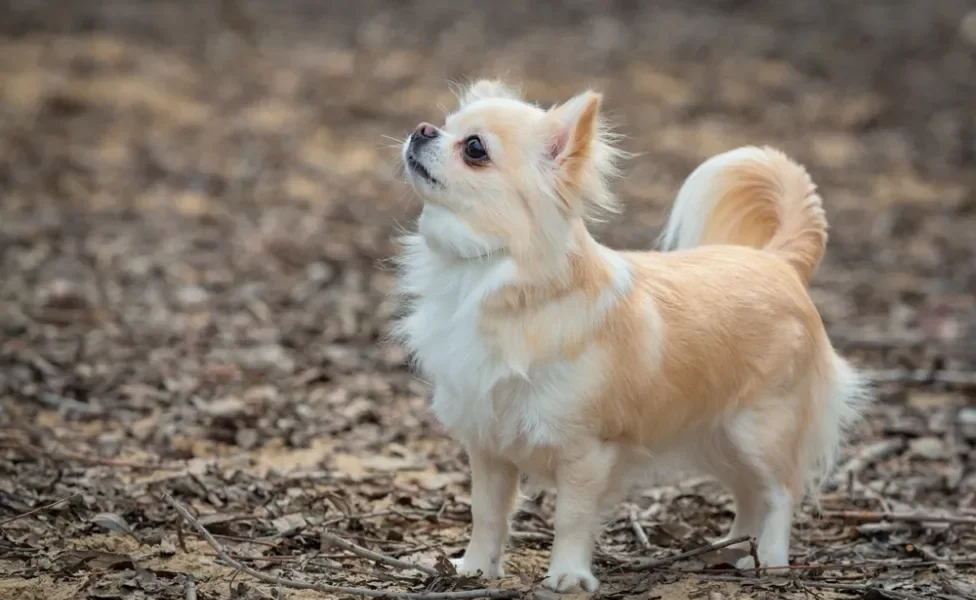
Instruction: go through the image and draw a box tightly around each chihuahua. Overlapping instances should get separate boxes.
[393,80,870,593]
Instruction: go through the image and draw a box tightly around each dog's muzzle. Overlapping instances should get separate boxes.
[406,122,441,186]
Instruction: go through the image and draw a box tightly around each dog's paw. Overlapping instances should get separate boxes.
[542,568,599,593]
[450,557,504,579]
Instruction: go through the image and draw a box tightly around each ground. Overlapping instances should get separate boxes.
[1,1,975,599]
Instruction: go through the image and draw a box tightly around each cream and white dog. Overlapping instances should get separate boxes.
[393,80,870,593]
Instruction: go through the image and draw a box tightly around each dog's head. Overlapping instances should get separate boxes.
[402,80,624,262]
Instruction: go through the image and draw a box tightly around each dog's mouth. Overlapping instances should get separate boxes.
[406,156,440,187]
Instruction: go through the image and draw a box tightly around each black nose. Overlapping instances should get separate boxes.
[411,122,439,143]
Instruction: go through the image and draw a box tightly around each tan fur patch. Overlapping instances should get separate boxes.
[590,247,826,457]
[700,147,828,285]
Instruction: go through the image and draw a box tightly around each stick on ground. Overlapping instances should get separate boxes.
[321,531,439,576]
[0,492,80,527]
[162,494,518,600]
[747,537,761,576]
[628,506,651,550]
[695,574,919,600]
[821,510,976,526]
[183,574,197,600]
[667,556,976,574]
[618,535,752,572]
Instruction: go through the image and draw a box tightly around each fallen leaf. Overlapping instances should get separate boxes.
[158,538,177,556]
[909,437,948,460]
[199,395,247,417]
[252,438,333,475]
[58,550,134,573]
[90,513,132,535]
[271,513,307,535]
[197,512,241,527]
[394,469,465,491]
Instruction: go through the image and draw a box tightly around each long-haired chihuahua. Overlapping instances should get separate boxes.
[392,80,870,593]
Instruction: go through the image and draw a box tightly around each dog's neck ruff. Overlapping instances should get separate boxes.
[426,239,508,262]
[418,203,508,262]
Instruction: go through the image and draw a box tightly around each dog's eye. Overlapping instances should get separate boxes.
[463,136,488,162]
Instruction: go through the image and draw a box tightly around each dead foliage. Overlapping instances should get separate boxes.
[1,1,974,598]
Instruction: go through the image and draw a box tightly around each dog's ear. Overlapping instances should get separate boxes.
[545,90,624,216]
[545,91,602,207]
[546,90,601,165]
[458,79,521,107]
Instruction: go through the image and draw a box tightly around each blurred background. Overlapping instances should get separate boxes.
[1,1,974,598]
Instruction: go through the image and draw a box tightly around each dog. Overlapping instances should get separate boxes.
[392,79,870,593]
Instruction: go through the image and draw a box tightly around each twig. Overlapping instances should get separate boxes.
[183,574,197,600]
[618,535,752,572]
[392,541,446,558]
[163,494,518,599]
[904,542,945,562]
[941,580,976,600]
[212,553,419,582]
[628,506,651,550]
[322,508,469,527]
[320,531,438,576]
[669,557,976,574]
[821,510,976,526]
[0,492,80,526]
[856,521,906,535]
[180,528,281,548]
[693,574,919,600]
[176,517,188,553]
[748,537,761,576]
[224,554,339,568]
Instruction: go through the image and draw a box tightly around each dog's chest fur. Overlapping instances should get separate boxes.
[395,234,639,479]
[395,236,605,468]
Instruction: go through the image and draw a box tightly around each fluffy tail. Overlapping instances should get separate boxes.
[659,146,828,286]
[804,350,873,496]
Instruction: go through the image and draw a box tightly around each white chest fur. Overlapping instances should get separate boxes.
[398,239,576,458]
[395,228,632,474]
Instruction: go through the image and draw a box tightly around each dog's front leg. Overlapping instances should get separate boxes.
[452,445,519,578]
[543,442,617,593]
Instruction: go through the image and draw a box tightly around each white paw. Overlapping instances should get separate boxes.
[450,557,504,579]
[542,569,599,593]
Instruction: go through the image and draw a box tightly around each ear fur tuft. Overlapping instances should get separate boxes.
[546,90,628,218]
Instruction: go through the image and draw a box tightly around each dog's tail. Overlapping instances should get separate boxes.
[658,146,827,286]
[804,349,872,496]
